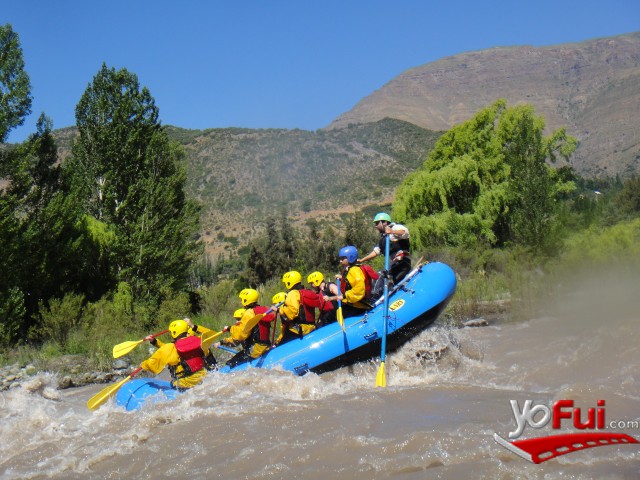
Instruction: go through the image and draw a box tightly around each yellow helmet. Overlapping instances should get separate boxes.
[282,271,302,290]
[233,308,245,319]
[272,291,286,304]
[239,288,259,307]
[169,319,190,339]
[307,271,324,288]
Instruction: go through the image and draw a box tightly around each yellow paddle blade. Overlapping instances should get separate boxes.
[86,375,132,411]
[112,339,143,359]
[200,330,225,351]
[241,313,265,337]
[375,361,386,388]
[336,307,346,332]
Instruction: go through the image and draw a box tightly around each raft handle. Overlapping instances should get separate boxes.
[364,332,379,342]
[293,363,309,375]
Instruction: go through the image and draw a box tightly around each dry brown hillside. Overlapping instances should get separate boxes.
[329,32,640,178]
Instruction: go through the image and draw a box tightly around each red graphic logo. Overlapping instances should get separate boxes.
[494,399,639,464]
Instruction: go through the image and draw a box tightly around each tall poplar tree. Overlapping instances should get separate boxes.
[5,115,88,325]
[0,23,32,143]
[0,23,32,344]
[67,64,200,302]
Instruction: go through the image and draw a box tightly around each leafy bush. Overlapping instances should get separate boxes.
[559,219,640,269]
[0,287,25,347]
[38,293,85,347]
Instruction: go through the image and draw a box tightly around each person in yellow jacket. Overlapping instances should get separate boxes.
[141,318,214,390]
[276,271,324,345]
[215,289,277,367]
[336,245,372,318]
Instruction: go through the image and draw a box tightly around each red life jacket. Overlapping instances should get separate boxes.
[299,289,324,324]
[252,305,276,344]
[341,265,379,301]
[174,335,205,376]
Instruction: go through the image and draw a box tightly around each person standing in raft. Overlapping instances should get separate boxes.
[358,212,411,286]
[141,318,213,390]
[276,271,324,345]
[215,288,276,366]
[307,271,339,328]
[336,245,372,318]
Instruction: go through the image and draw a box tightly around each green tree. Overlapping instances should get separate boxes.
[343,212,377,254]
[0,23,32,142]
[393,100,576,252]
[297,219,340,274]
[1,115,90,341]
[614,177,640,218]
[67,64,200,302]
[246,215,298,286]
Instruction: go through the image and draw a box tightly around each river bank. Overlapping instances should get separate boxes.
[0,303,508,393]
[0,355,131,391]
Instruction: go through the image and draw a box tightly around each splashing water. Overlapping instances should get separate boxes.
[1,270,639,479]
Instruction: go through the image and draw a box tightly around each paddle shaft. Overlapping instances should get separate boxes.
[216,344,239,354]
[380,234,391,364]
[375,235,391,387]
[335,277,346,331]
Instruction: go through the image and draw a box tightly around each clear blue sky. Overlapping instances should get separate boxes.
[4,0,639,143]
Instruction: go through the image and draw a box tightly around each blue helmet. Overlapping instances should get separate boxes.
[338,245,358,264]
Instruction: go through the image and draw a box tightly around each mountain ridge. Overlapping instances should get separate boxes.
[43,32,639,256]
[328,32,640,178]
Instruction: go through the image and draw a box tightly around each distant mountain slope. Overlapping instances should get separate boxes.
[166,119,441,253]
[328,32,640,178]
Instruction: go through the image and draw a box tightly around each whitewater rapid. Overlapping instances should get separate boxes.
[1,270,639,479]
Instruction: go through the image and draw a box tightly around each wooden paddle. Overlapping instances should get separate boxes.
[376,235,391,388]
[112,330,169,359]
[335,278,346,332]
[86,367,142,411]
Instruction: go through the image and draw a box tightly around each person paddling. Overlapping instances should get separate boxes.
[307,271,339,328]
[141,318,213,390]
[276,271,324,345]
[215,288,276,366]
[336,246,372,318]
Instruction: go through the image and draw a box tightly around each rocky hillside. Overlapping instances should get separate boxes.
[329,32,640,178]
[47,120,440,256]
[167,120,441,254]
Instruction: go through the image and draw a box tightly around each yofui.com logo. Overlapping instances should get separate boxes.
[494,399,639,464]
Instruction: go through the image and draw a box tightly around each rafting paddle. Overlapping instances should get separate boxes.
[375,234,391,387]
[87,367,142,411]
[238,302,284,338]
[335,278,346,332]
[112,330,169,359]
[200,328,227,351]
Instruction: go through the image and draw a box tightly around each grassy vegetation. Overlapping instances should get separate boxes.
[443,217,640,325]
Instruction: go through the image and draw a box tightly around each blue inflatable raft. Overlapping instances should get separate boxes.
[220,261,456,374]
[115,378,180,411]
[115,261,456,410]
